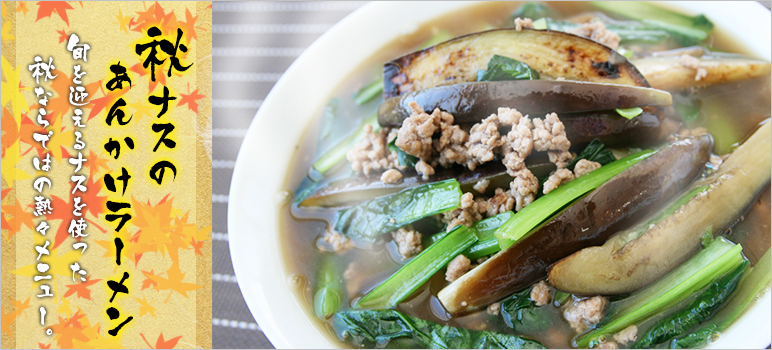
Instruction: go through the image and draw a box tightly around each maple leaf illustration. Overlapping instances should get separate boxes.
[141,332,182,349]
[115,8,131,34]
[56,28,68,43]
[16,2,30,16]
[146,263,201,302]
[178,84,205,113]
[62,277,102,300]
[177,7,198,44]
[35,2,74,26]
[1,56,30,124]
[135,296,157,318]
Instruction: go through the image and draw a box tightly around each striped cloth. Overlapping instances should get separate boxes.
[212,1,365,348]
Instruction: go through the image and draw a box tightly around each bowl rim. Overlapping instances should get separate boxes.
[227,1,772,349]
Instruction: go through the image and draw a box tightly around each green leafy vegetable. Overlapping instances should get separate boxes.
[333,310,546,349]
[430,211,514,260]
[668,325,720,349]
[500,288,549,332]
[576,237,745,348]
[356,225,476,308]
[616,107,644,119]
[477,55,540,82]
[388,137,419,167]
[495,150,654,249]
[310,111,378,178]
[553,291,571,307]
[591,1,713,46]
[313,255,343,319]
[712,248,771,330]
[634,261,747,348]
[509,2,558,22]
[353,78,384,106]
[533,17,671,44]
[335,179,462,242]
[565,138,617,172]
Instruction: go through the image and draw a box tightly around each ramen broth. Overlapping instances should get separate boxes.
[279,2,771,348]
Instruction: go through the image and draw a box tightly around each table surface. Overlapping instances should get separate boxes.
[211,1,771,349]
[211,1,365,348]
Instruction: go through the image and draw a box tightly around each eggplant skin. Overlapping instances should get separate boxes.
[383,28,649,99]
[438,135,712,314]
[549,123,772,295]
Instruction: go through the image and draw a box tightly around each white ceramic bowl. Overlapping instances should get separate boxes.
[228,2,771,348]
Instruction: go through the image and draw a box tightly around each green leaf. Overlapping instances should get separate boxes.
[500,288,550,332]
[576,237,745,348]
[616,107,643,119]
[429,211,515,260]
[353,78,384,105]
[333,310,546,349]
[313,255,343,319]
[496,150,654,249]
[565,138,617,172]
[477,55,540,82]
[634,261,747,348]
[356,225,477,309]
[335,179,462,241]
[388,136,419,167]
[668,325,720,349]
[310,111,379,178]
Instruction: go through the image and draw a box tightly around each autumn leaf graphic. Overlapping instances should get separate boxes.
[1,56,30,125]
[145,262,201,302]
[135,296,157,318]
[141,332,182,349]
[2,198,35,240]
[15,2,30,16]
[56,28,69,44]
[35,1,74,27]
[63,277,102,300]
[82,149,111,178]
[141,269,159,291]
[50,310,89,349]
[115,8,132,34]
[178,83,205,113]
[177,7,198,44]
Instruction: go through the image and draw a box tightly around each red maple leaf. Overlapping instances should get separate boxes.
[56,28,69,44]
[35,2,74,26]
[38,342,51,349]
[178,85,205,113]
[62,277,102,300]
[141,332,182,349]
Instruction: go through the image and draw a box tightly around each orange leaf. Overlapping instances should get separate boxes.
[62,277,101,300]
[35,2,73,26]
[178,85,205,113]
[38,343,51,349]
[155,333,182,349]
[16,2,29,16]
[50,310,89,349]
[87,84,128,121]
[132,2,177,36]
[135,296,157,318]
[56,28,68,44]
[1,106,19,155]
[141,269,159,290]
[146,263,201,302]
[82,149,111,178]
[12,297,31,316]
[177,7,197,44]
[2,199,35,240]
[190,237,203,256]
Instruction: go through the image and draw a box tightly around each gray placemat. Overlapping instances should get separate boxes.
[211,1,365,348]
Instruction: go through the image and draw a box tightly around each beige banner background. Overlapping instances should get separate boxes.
[1,2,212,348]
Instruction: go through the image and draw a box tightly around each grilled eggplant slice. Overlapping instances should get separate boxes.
[378,80,672,126]
[383,28,649,99]
[548,123,771,295]
[299,161,555,208]
[634,54,771,91]
[437,135,712,314]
